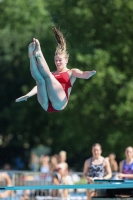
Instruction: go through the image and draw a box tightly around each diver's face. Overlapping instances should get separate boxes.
[54,54,68,72]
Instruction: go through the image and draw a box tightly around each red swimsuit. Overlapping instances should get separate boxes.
[47,71,72,113]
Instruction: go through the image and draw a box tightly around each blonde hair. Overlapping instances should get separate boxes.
[52,27,69,59]
[59,150,67,157]
[125,146,133,152]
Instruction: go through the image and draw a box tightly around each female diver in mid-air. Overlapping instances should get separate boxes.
[15,27,96,113]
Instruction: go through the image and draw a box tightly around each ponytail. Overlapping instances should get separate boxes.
[52,27,69,59]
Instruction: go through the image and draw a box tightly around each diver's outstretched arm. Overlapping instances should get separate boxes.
[15,86,37,102]
[71,68,96,79]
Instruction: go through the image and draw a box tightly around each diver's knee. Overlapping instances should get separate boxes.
[40,102,48,111]
[37,98,48,111]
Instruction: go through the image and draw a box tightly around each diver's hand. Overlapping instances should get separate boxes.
[15,95,29,102]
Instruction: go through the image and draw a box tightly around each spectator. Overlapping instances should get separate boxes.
[52,151,71,198]
[83,143,112,200]
[107,146,133,197]
[3,163,12,170]
[107,153,118,172]
[56,151,68,173]
[29,153,39,171]
[117,146,133,179]
[50,155,59,172]
[14,156,25,170]
[20,190,30,200]
[40,155,50,173]
[52,167,73,198]
[3,164,12,177]
[0,172,12,198]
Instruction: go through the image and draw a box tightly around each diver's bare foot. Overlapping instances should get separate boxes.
[33,38,42,58]
[28,41,36,58]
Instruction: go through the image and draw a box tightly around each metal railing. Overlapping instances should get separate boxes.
[0,171,86,200]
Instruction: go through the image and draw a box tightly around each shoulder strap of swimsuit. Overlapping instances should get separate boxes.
[123,159,126,165]
[90,157,93,164]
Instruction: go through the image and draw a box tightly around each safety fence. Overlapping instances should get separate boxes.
[0,171,86,200]
[0,171,132,200]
